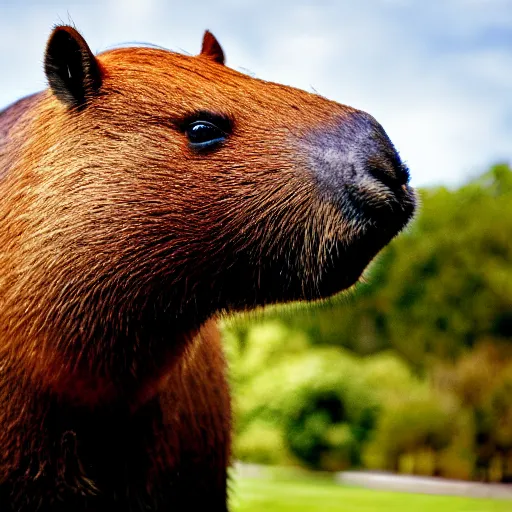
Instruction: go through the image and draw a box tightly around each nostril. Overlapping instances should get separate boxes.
[364,119,410,188]
[367,157,410,189]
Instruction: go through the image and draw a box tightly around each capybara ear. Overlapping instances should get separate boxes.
[200,30,225,65]
[44,26,102,108]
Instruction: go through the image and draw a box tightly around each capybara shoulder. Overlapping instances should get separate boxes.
[0,26,415,511]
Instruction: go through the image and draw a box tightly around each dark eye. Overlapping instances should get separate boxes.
[186,120,226,149]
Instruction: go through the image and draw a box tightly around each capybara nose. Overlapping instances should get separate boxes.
[305,110,411,207]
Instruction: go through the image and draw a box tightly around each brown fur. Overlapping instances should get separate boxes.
[0,27,415,511]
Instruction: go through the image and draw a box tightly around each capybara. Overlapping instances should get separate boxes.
[0,26,415,511]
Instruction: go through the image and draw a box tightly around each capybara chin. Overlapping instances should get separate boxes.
[0,25,415,511]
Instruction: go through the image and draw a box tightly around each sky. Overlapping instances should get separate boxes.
[0,0,511,187]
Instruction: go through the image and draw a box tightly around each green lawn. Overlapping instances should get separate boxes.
[231,474,511,512]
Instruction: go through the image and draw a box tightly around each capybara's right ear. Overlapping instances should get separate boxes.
[44,26,102,108]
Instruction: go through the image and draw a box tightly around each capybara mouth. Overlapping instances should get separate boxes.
[315,215,413,297]
[301,231,406,301]
[297,182,416,301]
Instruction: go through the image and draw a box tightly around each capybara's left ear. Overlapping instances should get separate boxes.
[200,31,225,65]
[44,25,102,108]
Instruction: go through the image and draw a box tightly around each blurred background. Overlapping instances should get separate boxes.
[1,1,511,510]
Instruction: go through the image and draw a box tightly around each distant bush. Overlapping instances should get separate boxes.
[433,343,512,481]
[224,321,379,470]
[278,351,378,470]
[235,420,290,465]
[363,389,464,477]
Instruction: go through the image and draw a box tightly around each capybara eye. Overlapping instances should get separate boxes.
[186,121,226,149]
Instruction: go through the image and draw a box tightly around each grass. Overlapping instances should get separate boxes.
[230,471,511,512]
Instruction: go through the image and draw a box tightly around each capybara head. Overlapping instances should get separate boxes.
[1,26,415,377]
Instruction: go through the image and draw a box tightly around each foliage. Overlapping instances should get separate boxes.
[433,343,512,481]
[363,390,463,475]
[223,321,378,470]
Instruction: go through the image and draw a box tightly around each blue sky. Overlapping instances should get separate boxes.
[1,0,511,187]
